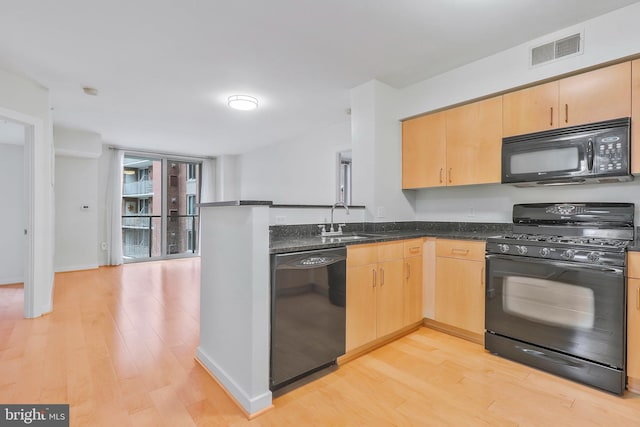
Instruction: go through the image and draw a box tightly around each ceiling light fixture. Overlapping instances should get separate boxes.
[227,95,258,111]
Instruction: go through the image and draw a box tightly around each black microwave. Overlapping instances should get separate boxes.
[502,117,632,186]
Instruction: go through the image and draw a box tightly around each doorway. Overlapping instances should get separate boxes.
[0,119,26,287]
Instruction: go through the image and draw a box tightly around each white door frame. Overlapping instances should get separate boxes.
[0,106,43,318]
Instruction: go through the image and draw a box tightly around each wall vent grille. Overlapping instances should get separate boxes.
[530,32,583,67]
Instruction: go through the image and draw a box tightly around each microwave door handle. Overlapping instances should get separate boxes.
[587,139,594,171]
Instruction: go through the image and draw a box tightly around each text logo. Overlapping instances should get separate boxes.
[1,405,69,426]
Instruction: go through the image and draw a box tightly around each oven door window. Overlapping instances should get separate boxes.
[503,276,594,329]
[485,255,624,368]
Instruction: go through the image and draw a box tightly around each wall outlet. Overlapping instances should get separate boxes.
[376,206,385,218]
[467,207,475,217]
[101,242,108,251]
[275,216,286,225]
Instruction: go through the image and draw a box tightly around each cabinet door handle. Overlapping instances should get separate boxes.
[380,268,385,286]
[406,262,411,280]
[448,168,452,183]
[372,269,377,288]
[439,168,443,184]
[565,103,569,123]
[550,107,553,126]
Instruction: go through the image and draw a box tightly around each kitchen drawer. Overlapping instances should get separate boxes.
[628,252,640,278]
[404,239,424,258]
[377,241,404,261]
[436,239,485,261]
[347,243,378,267]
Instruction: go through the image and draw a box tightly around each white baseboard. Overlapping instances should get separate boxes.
[196,347,272,416]
[54,264,99,273]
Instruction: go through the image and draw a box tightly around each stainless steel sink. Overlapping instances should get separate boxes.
[320,235,369,243]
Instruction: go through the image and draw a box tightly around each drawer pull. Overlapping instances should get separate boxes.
[409,246,420,254]
[451,248,469,255]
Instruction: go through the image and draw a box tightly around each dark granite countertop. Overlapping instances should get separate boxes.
[199,200,273,207]
[269,222,510,254]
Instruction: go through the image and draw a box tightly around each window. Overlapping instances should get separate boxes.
[187,195,196,215]
[187,163,197,180]
[138,199,150,214]
[336,150,352,205]
[121,155,202,261]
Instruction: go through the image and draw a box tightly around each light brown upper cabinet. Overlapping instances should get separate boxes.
[503,62,632,137]
[402,111,446,189]
[444,96,502,186]
[632,59,640,174]
[401,96,501,189]
[502,81,559,136]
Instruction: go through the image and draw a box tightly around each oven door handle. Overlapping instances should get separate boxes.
[485,254,624,276]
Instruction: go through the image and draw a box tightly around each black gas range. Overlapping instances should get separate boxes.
[485,202,634,395]
[486,202,634,266]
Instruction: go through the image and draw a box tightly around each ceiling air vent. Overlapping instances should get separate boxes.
[530,32,583,67]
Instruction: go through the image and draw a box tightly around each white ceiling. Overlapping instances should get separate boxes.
[0,0,638,157]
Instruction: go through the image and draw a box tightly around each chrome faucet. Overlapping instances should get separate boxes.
[319,202,350,236]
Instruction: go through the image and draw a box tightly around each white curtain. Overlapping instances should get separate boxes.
[200,158,217,203]
[105,149,124,265]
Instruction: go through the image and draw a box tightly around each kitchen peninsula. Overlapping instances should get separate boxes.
[197,200,509,417]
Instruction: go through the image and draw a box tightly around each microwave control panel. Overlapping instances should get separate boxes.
[595,136,626,173]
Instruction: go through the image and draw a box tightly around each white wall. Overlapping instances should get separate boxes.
[239,120,351,205]
[53,127,102,272]
[197,205,272,415]
[215,155,241,201]
[351,80,415,222]
[401,2,640,222]
[415,181,640,222]
[0,143,25,284]
[54,156,100,271]
[398,3,640,120]
[0,67,54,318]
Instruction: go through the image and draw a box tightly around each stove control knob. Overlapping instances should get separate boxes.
[516,245,528,255]
[499,244,510,253]
[561,249,575,260]
[587,252,601,263]
[539,247,550,257]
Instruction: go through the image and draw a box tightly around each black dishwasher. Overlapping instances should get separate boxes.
[270,247,346,392]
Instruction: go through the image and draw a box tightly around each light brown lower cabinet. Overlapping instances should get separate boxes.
[434,239,485,336]
[346,239,424,353]
[403,239,424,325]
[627,252,640,392]
[346,241,403,352]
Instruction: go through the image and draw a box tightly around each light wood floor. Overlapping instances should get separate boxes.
[2,258,640,426]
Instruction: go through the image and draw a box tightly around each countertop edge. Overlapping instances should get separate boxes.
[199,200,273,207]
[269,231,500,254]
